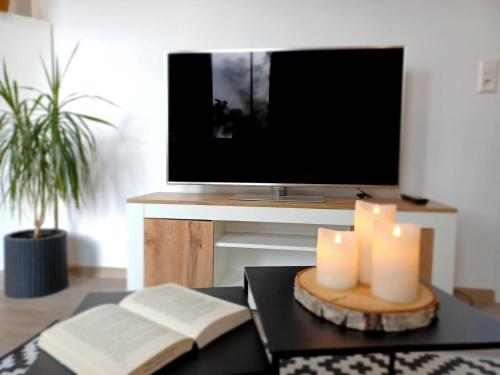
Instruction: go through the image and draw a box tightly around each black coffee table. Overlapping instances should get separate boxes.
[245,266,500,374]
[28,287,270,375]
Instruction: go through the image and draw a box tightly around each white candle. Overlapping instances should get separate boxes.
[316,228,359,290]
[354,200,397,284]
[371,223,421,303]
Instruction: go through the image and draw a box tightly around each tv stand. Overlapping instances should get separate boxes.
[231,186,325,203]
[126,192,458,295]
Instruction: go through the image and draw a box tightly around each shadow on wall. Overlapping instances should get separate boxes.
[399,70,430,193]
[88,115,144,214]
[67,233,99,266]
[67,115,144,223]
[65,115,145,262]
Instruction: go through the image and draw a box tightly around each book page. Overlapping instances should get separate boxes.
[38,304,193,375]
[120,284,250,348]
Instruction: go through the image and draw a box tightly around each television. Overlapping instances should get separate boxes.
[167,47,404,193]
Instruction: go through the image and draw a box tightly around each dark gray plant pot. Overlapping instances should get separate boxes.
[4,229,68,298]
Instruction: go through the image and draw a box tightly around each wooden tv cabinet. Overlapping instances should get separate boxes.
[126,193,458,293]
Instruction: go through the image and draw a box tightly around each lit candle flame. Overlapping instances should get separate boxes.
[373,204,381,214]
[334,232,342,245]
[392,225,402,238]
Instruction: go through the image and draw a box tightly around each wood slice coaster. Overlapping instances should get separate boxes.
[294,267,439,332]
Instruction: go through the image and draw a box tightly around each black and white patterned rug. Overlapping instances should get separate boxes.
[280,353,500,374]
[2,329,500,374]
[0,335,39,374]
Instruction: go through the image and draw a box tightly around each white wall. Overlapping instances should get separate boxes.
[0,12,52,269]
[3,0,500,291]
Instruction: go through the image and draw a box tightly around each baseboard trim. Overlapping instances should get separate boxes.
[69,266,126,279]
[454,287,495,305]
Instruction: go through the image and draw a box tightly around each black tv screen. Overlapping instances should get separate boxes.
[168,47,403,186]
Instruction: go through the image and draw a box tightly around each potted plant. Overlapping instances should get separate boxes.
[0,47,114,298]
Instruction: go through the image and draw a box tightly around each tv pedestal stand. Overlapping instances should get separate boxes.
[231,187,325,203]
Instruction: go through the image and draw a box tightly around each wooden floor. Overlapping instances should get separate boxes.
[0,272,126,356]
[1,272,499,358]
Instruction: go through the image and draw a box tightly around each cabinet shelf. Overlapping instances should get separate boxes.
[217,269,244,287]
[216,232,317,252]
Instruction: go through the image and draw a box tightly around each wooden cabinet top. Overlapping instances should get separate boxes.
[127,192,457,213]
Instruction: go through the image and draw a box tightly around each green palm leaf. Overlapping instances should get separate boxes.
[0,46,115,238]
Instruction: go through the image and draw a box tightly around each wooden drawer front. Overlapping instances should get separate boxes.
[420,229,434,283]
[144,219,214,287]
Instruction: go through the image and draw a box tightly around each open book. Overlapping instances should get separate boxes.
[38,283,251,375]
